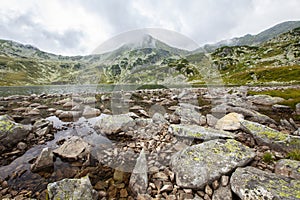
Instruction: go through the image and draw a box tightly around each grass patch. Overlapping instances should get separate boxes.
[247,88,300,108]
[262,152,273,163]
[287,149,300,161]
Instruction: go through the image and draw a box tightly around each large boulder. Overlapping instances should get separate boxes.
[215,112,244,131]
[47,176,98,200]
[241,120,300,152]
[94,114,135,135]
[247,94,284,106]
[0,115,31,147]
[231,166,300,200]
[171,139,255,189]
[168,124,234,141]
[275,159,300,179]
[53,136,90,160]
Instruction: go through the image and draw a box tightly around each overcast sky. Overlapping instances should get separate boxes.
[0,0,299,56]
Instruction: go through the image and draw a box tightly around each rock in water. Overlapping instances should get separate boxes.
[129,148,148,196]
[47,176,98,200]
[241,120,300,152]
[0,115,31,147]
[169,124,234,141]
[53,136,90,160]
[215,112,244,131]
[171,139,255,189]
[94,114,135,135]
[31,147,54,172]
[231,166,300,200]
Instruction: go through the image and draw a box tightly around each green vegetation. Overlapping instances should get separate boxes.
[287,149,300,161]
[248,88,300,108]
[262,152,273,163]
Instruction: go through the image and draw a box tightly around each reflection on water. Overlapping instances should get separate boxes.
[0,115,112,192]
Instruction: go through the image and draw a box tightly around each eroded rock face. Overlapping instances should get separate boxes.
[47,176,98,200]
[168,124,234,141]
[275,159,300,179]
[171,139,255,189]
[94,114,135,135]
[231,166,300,200]
[0,115,31,147]
[53,136,90,160]
[241,120,300,152]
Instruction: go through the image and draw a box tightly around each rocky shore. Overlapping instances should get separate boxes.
[0,85,300,200]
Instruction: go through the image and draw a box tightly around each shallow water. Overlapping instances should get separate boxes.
[0,115,112,192]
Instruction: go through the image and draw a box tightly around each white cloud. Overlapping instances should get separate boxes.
[0,0,299,55]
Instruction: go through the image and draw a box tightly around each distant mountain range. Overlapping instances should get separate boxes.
[0,21,299,86]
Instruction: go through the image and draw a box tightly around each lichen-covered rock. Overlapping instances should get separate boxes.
[31,147,54,172]
[94,114,135,135]
[231,166,300,200]
[53,136,90,160]
[0,115,31,147]
[215,112,244,131]
[47,176,98,200]
[275,159,300,179]
[171,139,255,189]
[169,124,234,141]
[241,120,300,152]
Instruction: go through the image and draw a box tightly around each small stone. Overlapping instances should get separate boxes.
[212,185,232,200]
[204,194,211,200]
[197,191,205,197]
[120,188,128,198]
[212,180,219,190]
[160,184,173,193]
[205,185,213,197]
[219,176,228,188]
[17,142,27,150]
[113,170,125,182]
[153,172,169,181]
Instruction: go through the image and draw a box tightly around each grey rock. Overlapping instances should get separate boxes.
[53,136,90,160]
[175,104,204,125]
[31,147,54,172]
[169,124,234,141]
[82,106,101,118]
[247,94,284,106]
[47,176,97,200]
[241,120,300,152]
[152,113,168,125]
[296,103,300,115]
[94,114,135,135]
[0,115,31,147]
[215,112,244,131]
[212,185,232,200]
[171,139,255,189]
[129,149,148,196]
[275,159,300,179]
[58,111,81,119]
[231,166,300,200]
[272,104,291,112]
[206,114,218,127]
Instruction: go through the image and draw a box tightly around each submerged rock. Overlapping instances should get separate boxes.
[47,176,98,200]
[31,147,54,172]
[241,120,300,152]
[169,124,234,141]
[231,166,300,200]
[0,115,31,147]
[53,136,90,160]
[171,139,255,189]
[275,159,300,179]
[94,114,135,135]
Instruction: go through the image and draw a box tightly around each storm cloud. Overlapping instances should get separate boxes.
[0,0,299,55]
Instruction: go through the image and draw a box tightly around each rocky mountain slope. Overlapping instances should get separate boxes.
[0,21,299,86]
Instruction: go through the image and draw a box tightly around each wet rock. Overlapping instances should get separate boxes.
[212,185,232,200]
[47,176,97,200]
[231,166,300,200]
[31,147,54,172]
[169,124,234,141]
[275,159,300,179]
[82,106,101,118]
[53,136,90,160]
[247,95,284,106]
[215,112,244,131]
[94,114,135,135]
[129,149,148,196]
[241,120,300,152]
[171,139,255,189]
[0,115,31,147]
